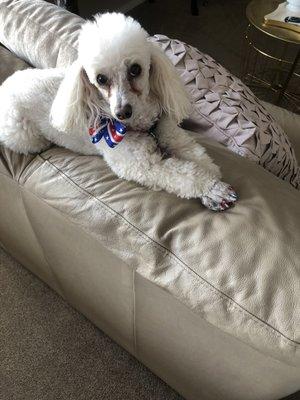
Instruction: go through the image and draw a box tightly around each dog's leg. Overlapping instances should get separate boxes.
[0,111,50,155]
[0,78,50,154]
[156,116,215,164]
[102,132,236,211]
[156,117,238,210]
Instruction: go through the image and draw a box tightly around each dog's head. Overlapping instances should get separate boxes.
[51,13,191,133]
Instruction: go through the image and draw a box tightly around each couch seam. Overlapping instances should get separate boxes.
[20,189,68,300]
[132,269,137,356]
[21,157,299,348]
[7,172,292,362]
[0,172,67,299]
[16,154,46,184]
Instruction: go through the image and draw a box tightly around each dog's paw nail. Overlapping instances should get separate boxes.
[221,200,229,209]
[201,181,238,211]
[229,193,238,200]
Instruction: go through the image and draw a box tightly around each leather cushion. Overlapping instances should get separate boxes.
[1,137,299,367]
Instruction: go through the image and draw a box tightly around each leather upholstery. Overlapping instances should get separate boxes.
[1,174,300,400]
[1,139,300,368]
[0,1,300,399]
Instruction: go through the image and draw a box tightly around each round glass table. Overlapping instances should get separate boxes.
[242,0,300,112]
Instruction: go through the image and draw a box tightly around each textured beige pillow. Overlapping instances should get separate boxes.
[149,35,300,189]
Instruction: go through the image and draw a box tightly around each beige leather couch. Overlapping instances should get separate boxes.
[0,1,299,399]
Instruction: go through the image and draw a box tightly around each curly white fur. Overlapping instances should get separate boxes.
[0,13,237,211]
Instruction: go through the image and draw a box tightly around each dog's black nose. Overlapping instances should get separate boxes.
[116,104,132,120]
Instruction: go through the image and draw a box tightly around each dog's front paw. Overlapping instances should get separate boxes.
[200,181,238,212]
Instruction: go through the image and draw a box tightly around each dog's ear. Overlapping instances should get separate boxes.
[149,43,191,124]
[50,60,87,133]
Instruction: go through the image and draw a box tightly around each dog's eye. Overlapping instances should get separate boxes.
[97,74,108,85]
[129,64,142,78]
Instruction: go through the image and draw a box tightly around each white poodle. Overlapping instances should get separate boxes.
[0,13,237,211]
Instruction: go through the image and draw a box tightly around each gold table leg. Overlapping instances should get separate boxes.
[276,49,300,105]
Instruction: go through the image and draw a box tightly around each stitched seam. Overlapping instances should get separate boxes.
[0,172,67,298]
[2,175,298,370]
[132,269,137,356]
[25,156,299,347]
[17,156,45,183]
[20,189,67,299]
[35,158,300,347]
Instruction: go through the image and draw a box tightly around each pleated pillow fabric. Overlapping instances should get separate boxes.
[149,35,300,189]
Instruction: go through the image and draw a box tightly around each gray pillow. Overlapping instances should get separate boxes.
[149,35,300,190]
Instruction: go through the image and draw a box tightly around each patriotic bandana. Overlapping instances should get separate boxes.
[89,117,127,149]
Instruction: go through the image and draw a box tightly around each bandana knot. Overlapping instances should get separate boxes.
[89,117,127,148]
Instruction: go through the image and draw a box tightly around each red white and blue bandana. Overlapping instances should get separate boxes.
[89,117,127,148]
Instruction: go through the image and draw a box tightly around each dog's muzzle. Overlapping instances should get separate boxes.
[115,104,132,120]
